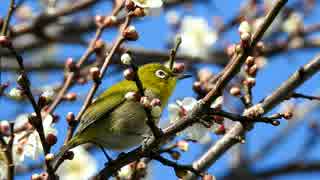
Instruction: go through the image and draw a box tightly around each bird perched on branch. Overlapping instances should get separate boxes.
[52,63,190,170]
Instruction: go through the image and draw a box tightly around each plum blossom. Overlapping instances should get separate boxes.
[168,97,210,143]
[132,0,163,15]
[117,163,134,180]
[179,16,217,59]
[13,113,57,161]
[56,146,97,180]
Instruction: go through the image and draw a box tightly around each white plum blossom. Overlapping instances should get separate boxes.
[57,146,97,180]
[132,0,163,15]
[0,151,7,180]
[8,88,24,101]
[168,97,211,143]
[117,163,134,180]
[179,16,217,59]
[13,113,57,161]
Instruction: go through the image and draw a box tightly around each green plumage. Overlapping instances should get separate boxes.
[52,63,179,169]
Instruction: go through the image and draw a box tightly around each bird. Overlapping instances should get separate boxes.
[52,63,190,170]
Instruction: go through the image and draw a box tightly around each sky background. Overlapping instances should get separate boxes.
[1,0,320,179]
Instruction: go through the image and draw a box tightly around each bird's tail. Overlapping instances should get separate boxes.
[51,138,81,171]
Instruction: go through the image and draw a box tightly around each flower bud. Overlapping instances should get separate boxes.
[45,153,54,161]
[123,68,135,80]
[65,57,76,72]
[8,87,24,100]
[121,53,132,65]
[173,63,185,74]
[203,174,216,180]
[150,98,161,107]
[66,112,75,124]
[283,111,293,120]
[238,21,252,34]
[245,56,255,67]
[272,120,280,126]
[240,32,251,48]
[46,133,57,146]
[95,15,105,27]
[0,35,12,47]
[90,67,100,81]
[0,121,10,135]
[140,96,151,108]
[256,41,265,53]
[214,124,226,135]
[94,39,105,51]
[125,0,136,11]
[125,91,139,101]
[64,92,77,101]
[243,77,256,88]
[133,7,146,17]
[247,64,258,77]
[226,44,236,57]
[151,106,162,118]
[177,140,189,152]
[198,68,212,83]
[193,81,203,93]
[170,151,181,160]
[136,161,146,170]
[229,86,241,97]
[122,25,139,41]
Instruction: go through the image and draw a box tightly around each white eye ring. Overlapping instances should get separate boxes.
[155,70,167,79]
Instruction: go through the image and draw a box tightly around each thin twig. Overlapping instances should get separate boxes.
[1,0,16,36]
[3,42,56,179]
[291,92,320,101]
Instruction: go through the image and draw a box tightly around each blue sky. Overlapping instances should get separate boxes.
[1,0,320,179]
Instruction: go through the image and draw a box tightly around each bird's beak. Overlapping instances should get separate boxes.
[176,73,192,80]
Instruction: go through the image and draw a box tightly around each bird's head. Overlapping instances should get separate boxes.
[138,63,190,104]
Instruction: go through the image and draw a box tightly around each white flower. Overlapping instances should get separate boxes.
[179,16,217,59]
[57,146,97,180]
[132,0,162,9]
[13,113,57,161]
[0,151,7,180]
[8,88,24,101]
[118,164,134,180]
[168,97,211,143]
[132,0,163,16]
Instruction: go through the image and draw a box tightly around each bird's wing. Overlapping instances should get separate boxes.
[75,80,137,134]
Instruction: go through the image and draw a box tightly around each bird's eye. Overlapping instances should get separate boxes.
[155,70,167,79]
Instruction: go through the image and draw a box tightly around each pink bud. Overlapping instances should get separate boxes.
[140,96,151,108]
[90,67,100,81]
[122,26,139,41]
[173,63,185,73]
[66,112,75,124]
[0,36,12,47]
[150,98,161,107]
[123,68,135,80]
[95,15,105,27]
[229,86,241,97]
[46,133,57,146]
[214,124,226,135]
